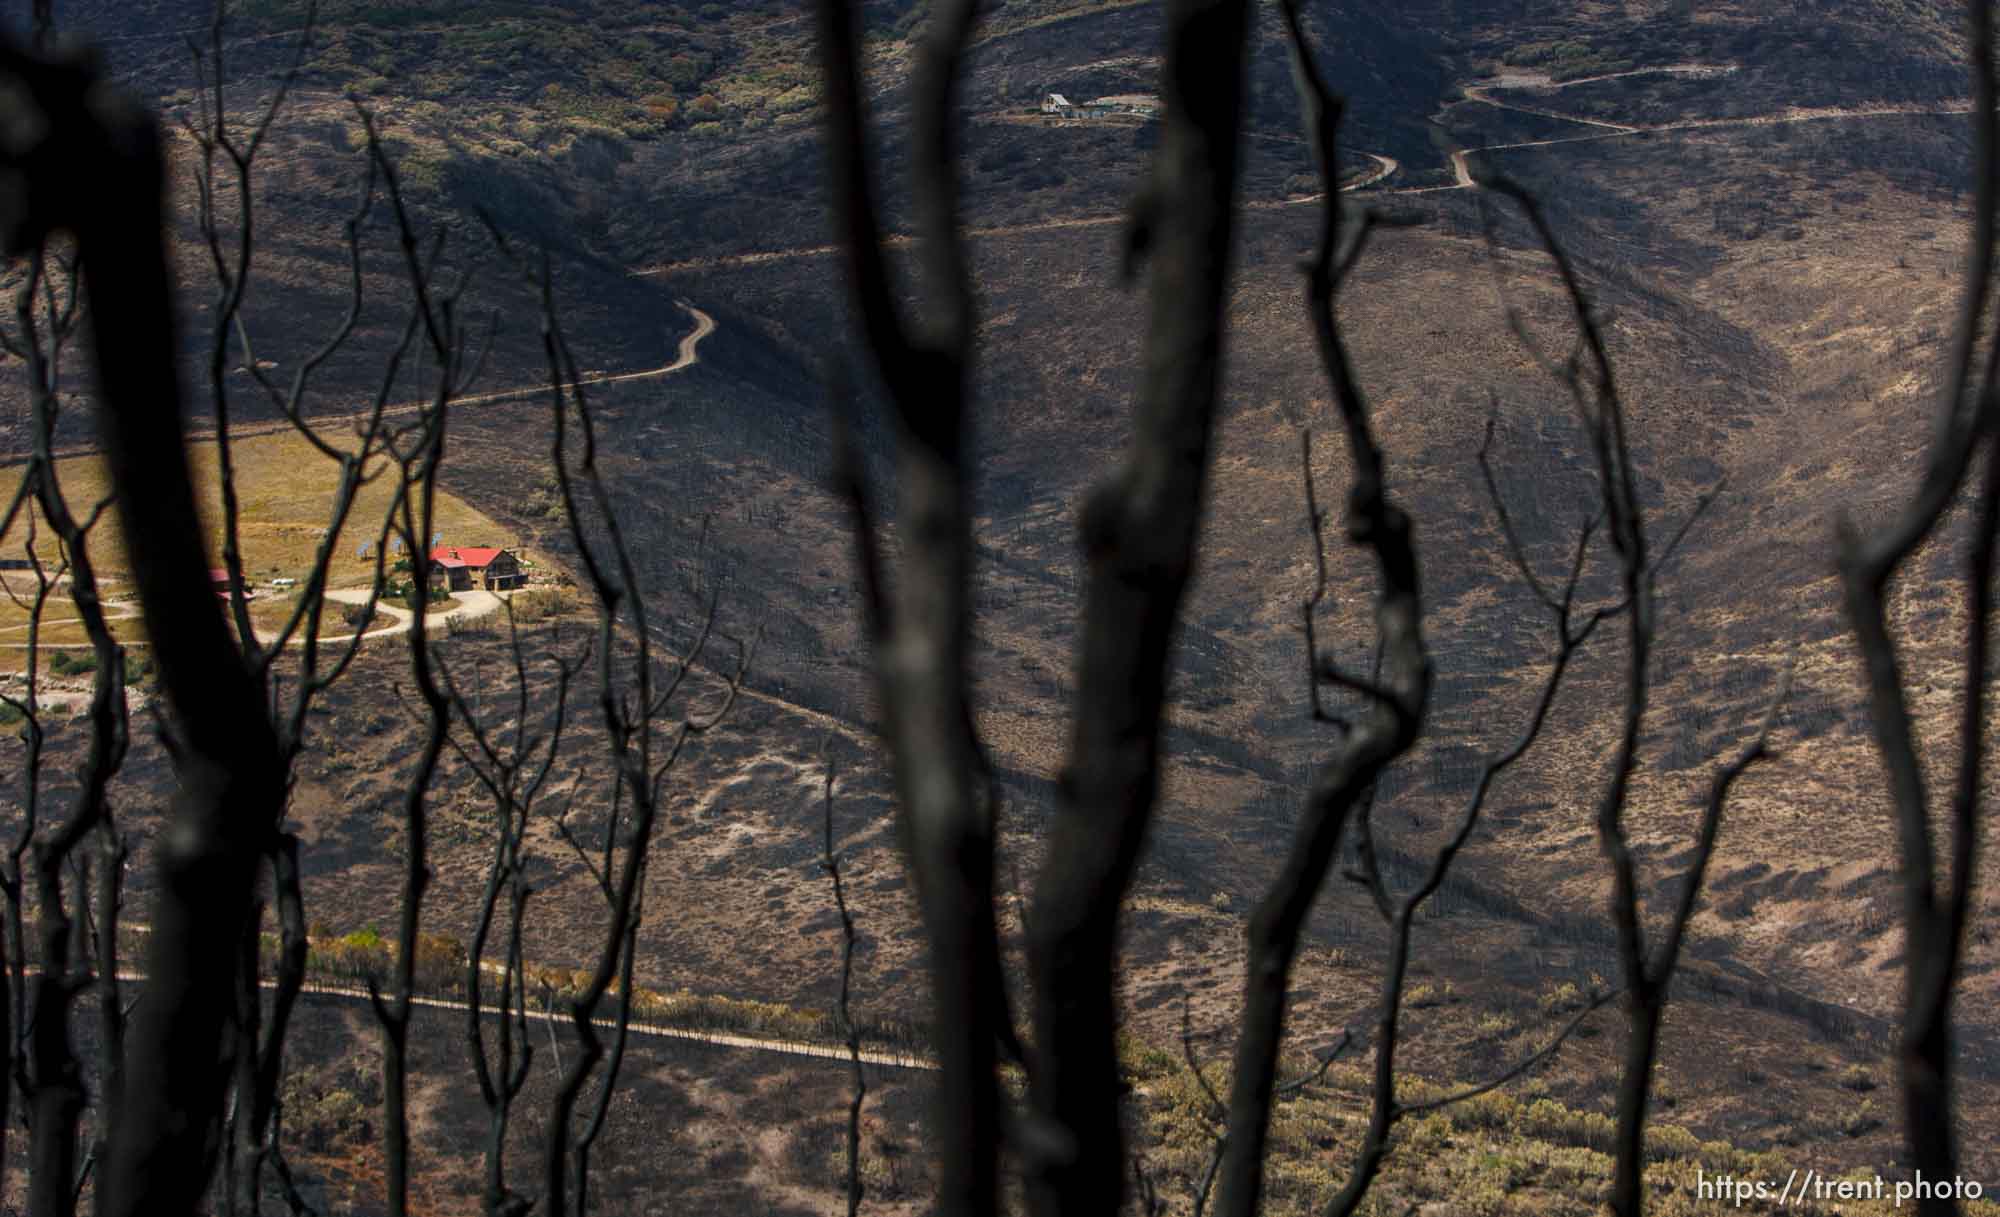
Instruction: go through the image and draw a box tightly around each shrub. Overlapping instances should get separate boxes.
[508,586,576,623]
[769,84,814,114]
[1445,1090,1522,1134]
[662,52,707,89]
[1538,980,1585,1016]
[381,576,448,614]
[445,613,496,639]
[49,649,97,677]
[1407,981,1453,1009]
[818,1141,905,1198]
[1471,1148,1533,1194]
[1521,1097,1616,1153]
[412,931,468,989]
[1841,1101,1884,1137]
[1110,1030,1178,1081]
[312,925,393,982]
[1646,1123,1704,1162]
[281,1072,372,1153]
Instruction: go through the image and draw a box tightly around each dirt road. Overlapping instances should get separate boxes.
[313,586,510,646]
[0,302,715,470]
[44,957,936,1073]
[1435,95,1972,190]
[291,976,937,1071]
[634,156,1402,277]
[437,299,715,411]
[639,61,1976,260]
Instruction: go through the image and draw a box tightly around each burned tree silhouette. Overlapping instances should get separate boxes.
[0,32,285,1215]
[820,3,1814,1217]
[1838,4,2000,1213]
[822,0,1253,1211]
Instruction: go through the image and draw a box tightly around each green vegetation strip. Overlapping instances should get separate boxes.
[287,926,931,1060]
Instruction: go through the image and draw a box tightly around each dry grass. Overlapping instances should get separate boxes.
[0,425,540,600]
[0,425,536,661]
[0,586,401,654]
[1138,1055,2000,1217]
[0,585,147,650]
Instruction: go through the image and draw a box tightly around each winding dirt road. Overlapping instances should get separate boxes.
[0,301,716,471]
[1460,86,1637,134]
[246,298,715,433]
[0,303,711,665]
[1348,153,1401,191]
[1450,61,1743,134]
[308,586,510,646]
[11,58,1951,1090]
[0,587,506,659]
[438,298,715,412]
[1437,99,1974,190]
[639,63,1978,265]
[633,154,1402,277]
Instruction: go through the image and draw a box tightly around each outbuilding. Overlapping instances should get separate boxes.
[210,568,256,599]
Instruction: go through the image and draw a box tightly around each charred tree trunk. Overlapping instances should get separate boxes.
[1023,2,1251,1210]
[0,43,288,1215]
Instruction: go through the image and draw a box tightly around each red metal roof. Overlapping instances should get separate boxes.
[429,546,506,568]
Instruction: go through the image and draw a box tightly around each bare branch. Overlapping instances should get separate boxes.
[1829,16,2000,1205]
[1394,988,1620,1118]
[1212,8,1428,1213]
[815,0,1008,1210]
[823,757,868,1217]
[1476,409,1561,612]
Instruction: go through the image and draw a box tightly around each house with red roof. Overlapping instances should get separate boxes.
[427,545,524,592]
